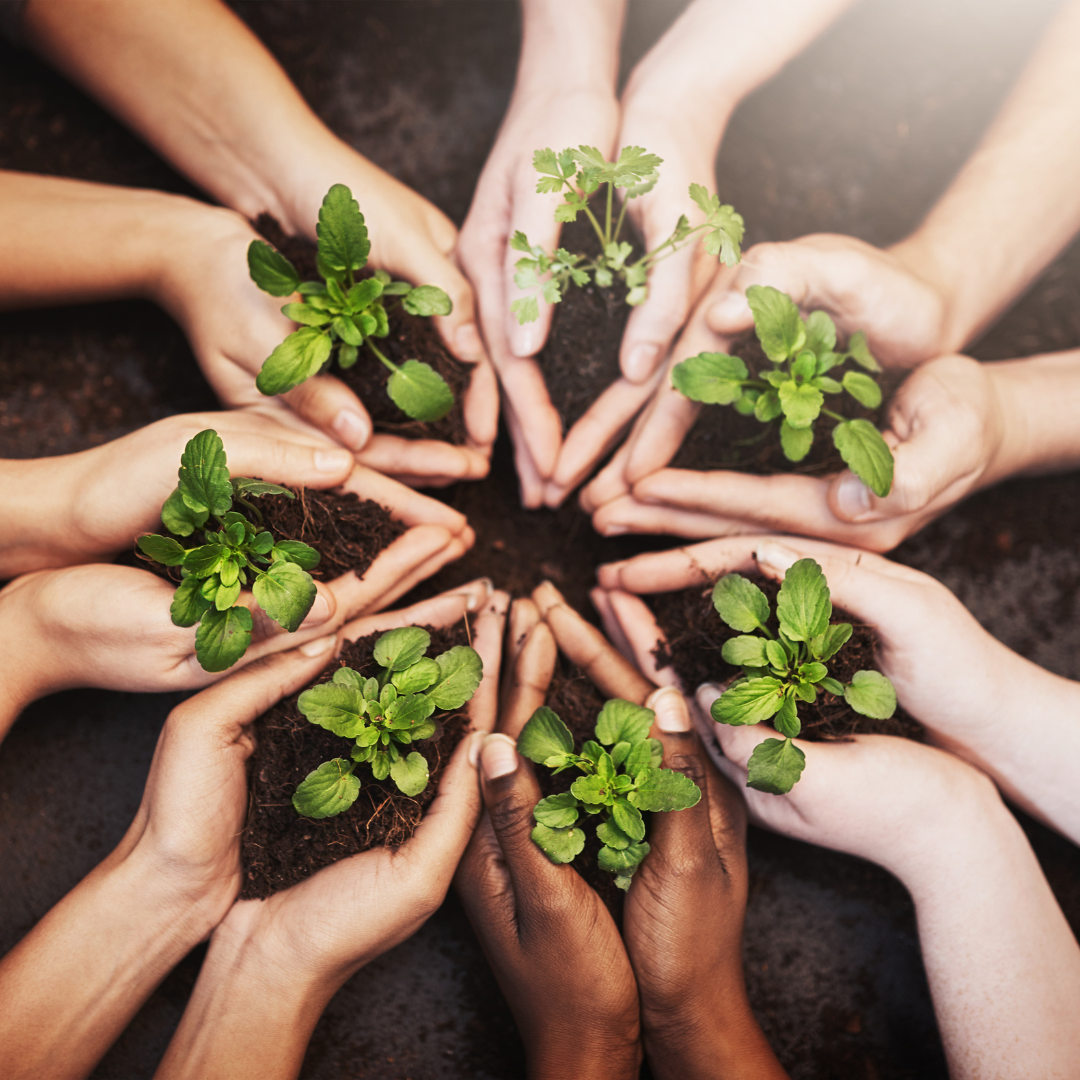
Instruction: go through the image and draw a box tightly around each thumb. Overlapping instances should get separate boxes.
[240,579,338,643]
[283,372,373,452]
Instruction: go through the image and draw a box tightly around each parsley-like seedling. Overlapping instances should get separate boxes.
[711,558,897,794]
[510,146,743,323]
[292,626,483,817]
[672,285,894,496]
[248,184,455,422]
[136,430,320,673]
[517,698,701,890]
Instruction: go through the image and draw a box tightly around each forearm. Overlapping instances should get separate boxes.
[518,0,626,95]
[0,455,84,576]
[890,0,1080,351]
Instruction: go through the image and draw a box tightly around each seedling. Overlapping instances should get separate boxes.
[672,285,894,496]
[137,430,320,673]
[510,145,743,323]
[292,626,483,817]
[248,183,455,422]
[517,699,701,890]
[711,558,897,794]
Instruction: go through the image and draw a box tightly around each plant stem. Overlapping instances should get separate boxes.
[366,340,400,374]
[605,180,613,244]
[821,407,846,423]
[581,203,607,250]
[613,195,628,246]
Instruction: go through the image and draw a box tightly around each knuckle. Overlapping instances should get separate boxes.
[487,789,536,842]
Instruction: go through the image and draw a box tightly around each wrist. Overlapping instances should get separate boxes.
[0,458,83,576]
[887,234,967,354]
[529,1040,641,1080]
[517,0,625,96]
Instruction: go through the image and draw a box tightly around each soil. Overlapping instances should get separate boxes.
[533,206,642,432]
[241,622,472,899]
[670,330,902,477]
[254,214,471,444]
[647,575,923,742]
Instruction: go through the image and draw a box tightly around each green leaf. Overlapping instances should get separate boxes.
[511,295,539,324]
[778,381,823,428]
[773,692,801,738]
[776,558,832,643]
[671,352,747,404]
[231,478,294,500]
[611,799,646,842]
[316,184,369,279]
[554,201,580,223]
[780,419,815,462]
[721,635,770,667]
[374,627,431,672]
[747,737,806,795]
[137,533,187,566]
[820,676,845,696]
[332,314,362,345]
[847,331,881,372]
[402,285,453,317]
[532,147,562,177]
[595,699,654,746]
[387,360,455,423]
[629,767,702,812]
[391,657,440,694]
[384,693,437,730]
[161,486,207,537]
[815,375,843,394]
[844,670,897,719]
[596,818,632,850]
[791,351,817,382]
[298,682,365,738]
[570,774,610,805]
[712,573,770,632]
[194,605,253,672]
[802,662,827,683]
[428,645,484,710]
[815,622,853,661]
[283,302,333,328]
[333,667,365,691]
[517,707,574,764]
[712,677,786,726]
[765,639,788,670]
[256,327,333,396]
[272,540,321,571]
[178,429,232,518]
[247,240,301,297]
[610,145,664,188]
[534,792,580,829]
[625,738,662,776]
[843,370,883,409]
[389,751,430,796]
[214,579,241,611]
[804,310,837,355]
[183,545,223,579]
[169,575,212,628]
[253,561,316,633]
[338,343,359,368]
[293,759,360,819]
[832,419,894,497]
[747,285,806,362]
[347,278,384,309]
[531,823,586,864]
[754,389,782,423]
[599,841,649,888]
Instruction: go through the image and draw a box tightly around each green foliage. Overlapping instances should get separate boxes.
[671,285,894,496]
[510,145,742,324]
[137,430,319,673]
[248,184,455,423]
[710,558,897,794]
[519,699,701,890]
[291,628,483,817]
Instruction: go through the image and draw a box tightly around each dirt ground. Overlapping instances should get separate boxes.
[2,2,1079,1077]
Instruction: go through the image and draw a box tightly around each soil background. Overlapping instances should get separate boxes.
[3,2,1080,1078]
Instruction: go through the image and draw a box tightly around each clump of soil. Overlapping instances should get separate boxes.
[533,207,642,432]
[254,214,470,445]
[241,622,472,899]
[647,575,923,742]
[669,329,901,477]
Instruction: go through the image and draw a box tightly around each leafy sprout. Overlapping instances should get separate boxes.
[510,145,743,324]
[671,285,894,496]
[517,698,701,890]
[710,558,897,794]
[292,626,483,817]
[248,184,455,423]
[136,429,320,673]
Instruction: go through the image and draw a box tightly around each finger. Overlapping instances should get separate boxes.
[588,587,635,663]
[504,189,565,358]
[501,361,563,495]
[282,372,373,453]
[602,589,678,687]
[623,378,700,486]
[339,577,494,643]
[533,581,654,705]
[506,598,542,669]
[705,241,818,336]
[579,436,634,514]
[338,464,467,534]
[596,537,760,595]
[500,620,557,738]
[217,427,356,490]
[466,589,511,736]
[354,435,488,485]
[592,492,758,541]
[461,354,500,451]
[504,397,552,509]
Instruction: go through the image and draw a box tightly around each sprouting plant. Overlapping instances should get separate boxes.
[136,429,320,673]
[292,626,483,817]
[510,145,743,323]
[711,558,897,795]
[517,698,701,890]
[671,284,894,497]
[248,183,455,422]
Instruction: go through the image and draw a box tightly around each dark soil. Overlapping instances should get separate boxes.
[254,215,471,444]
[648,576,924,742]
[670,330,901,477]
[241,622,472,898]
[533,206,641,432]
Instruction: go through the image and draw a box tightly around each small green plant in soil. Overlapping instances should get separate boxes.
[517,698,701,890]
[711,558,896,794]
[136,429,320,673]
[248,183,455,422]
[510,145,744,324]
[672,285,894,496]
[292,626,483,817]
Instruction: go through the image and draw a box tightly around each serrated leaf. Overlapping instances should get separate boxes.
[316,184,369,279]
[370,751,391,780]
[599,841,650,887]
[137,533,187,566]
[671,352,747,404]
[177,429,232,518]
[532,823,586,864]
[844,670,897,719]
[532,147,561,176]
[256,327,333,396]
[389,751,430,797]
[625,738,662,777]
[777,558,832,642]
[272,540,321,571]
[595,698,654,746]
[804,310,837,355]
[231,478,295,500]
[161,486,207,537]
[509,230,533,254]
[253,560,316,633]
[533,792,580,829]
[611,799,646,842]
[183,545,223,579]
[778,380,823,428]
[842,370,883,409]
[283,302,333,328]
[721,635,769,667]
[402,285,453,318]
[629,768,701,812]
[293,759,360,819]
[373,627,430,672]
[816,623,853,661]
[610,145,663,187]
[247,240,301,297]
[847,331,881,372]
[428,645,483,710]
[333,667,365,691]
[754,389,782,423]
[391,657,440,694]
[347,278,384,309]
[712,677,786,726]
[194,605,253,672]
[773,692,801,738]
[385,693,437,730]
[554,201,580,223]
[570,774,609,805]
[747,737,805,794]
[832,419,894,497]
[517,706,574,763]
[747,285,806,362]
[511,296,540,326]
[596,818,631,850]
[780,419,815,462]
[387,359,455,423]
[712,573,770,632]
[689,182,718,217]
[298,683,366,738]
[169,574,212,628]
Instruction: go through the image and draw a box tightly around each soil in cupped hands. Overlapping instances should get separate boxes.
[240,622,473,899]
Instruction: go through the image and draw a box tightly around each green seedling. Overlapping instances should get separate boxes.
[711,558,897,794]
[517,698,701,890]
[137,429,320,673]
[292,626,483,818]
[510,145,743,323]
[672,284,894,496]
[248,183,455,422]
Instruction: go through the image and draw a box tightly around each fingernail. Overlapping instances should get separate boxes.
[314,448,355,473]
[454,322,484,361]
[456,578,493,612]
[332,409,370,451]
[624,342,660,382]
[303,592,332,626]
[695,681,723,712]
[835,473,872,519]
[467,729,486,767]
[648,686,690,732]
[708,291,750,327]
[480,733,519,780]
[604,524,629,537]
[755,540,801,576]
[300,634,336,657]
